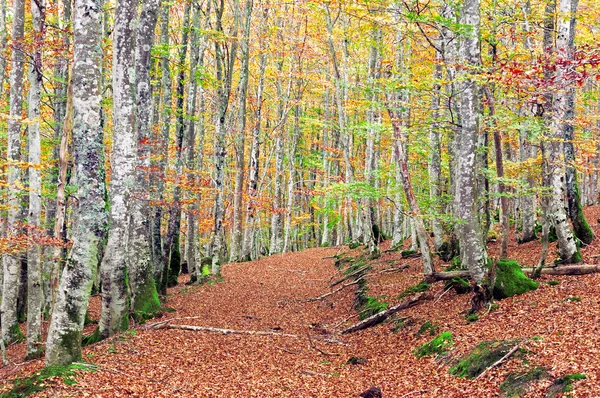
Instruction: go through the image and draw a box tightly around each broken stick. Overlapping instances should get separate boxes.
[341,292,432,334]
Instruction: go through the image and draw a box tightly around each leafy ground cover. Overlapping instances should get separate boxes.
[2,206,600,396]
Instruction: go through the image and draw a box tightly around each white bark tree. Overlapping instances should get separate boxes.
[26,0,45,359]
[456,0,488,284]
[547,0,580,264]
[99,0,138,338]
[1,0,25,345]
[46,0,107,366]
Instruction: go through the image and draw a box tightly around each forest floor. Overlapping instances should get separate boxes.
[3,207,600,397]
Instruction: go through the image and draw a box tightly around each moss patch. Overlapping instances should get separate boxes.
[546,373,586,398]
[500,367,549,397]
[398,282,430,300]
[493,260,538,300]
[450,339,523,379]
[401,249,418,258]
[2,363,95,397]
[414,331,453,358]
[132,277,161,323]
[416,320,438,336]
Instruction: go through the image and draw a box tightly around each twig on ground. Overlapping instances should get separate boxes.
[305,276,366,302]
[474,342,523,380]
[434,285,453,304]
[305,328,340,356]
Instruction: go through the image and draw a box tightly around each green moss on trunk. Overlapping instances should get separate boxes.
[133,277,161,322]
[570,176,594,245]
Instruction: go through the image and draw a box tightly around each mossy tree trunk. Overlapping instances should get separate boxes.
[45,0,107,366]
[129,0,161,321]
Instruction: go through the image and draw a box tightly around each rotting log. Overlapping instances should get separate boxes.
[341,292,433,334]
[424,264,600,283]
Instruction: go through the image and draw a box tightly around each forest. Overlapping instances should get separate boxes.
[1,0,600,395]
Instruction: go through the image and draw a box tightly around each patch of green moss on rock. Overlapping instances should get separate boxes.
[414,331,453,358]
[493,260,538,300]
[398,282,430,300]
[450,339,523,379]
[500,367,549,398]
[546,373,586,398]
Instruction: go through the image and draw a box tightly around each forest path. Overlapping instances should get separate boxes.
[4,209,600,396]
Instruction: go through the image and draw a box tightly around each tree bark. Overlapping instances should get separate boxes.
[26,0,45,359]
[1,0,25,345]
[99,0,138,338]
[46,0,107,365]
[129,0,162,321]
[547,0,581,264]
[456,0,489,284]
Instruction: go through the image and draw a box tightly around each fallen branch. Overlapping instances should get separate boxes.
[152,323,298,338]
[474,342,523,380]
[306,329,340,356]
[341,292,433,334]
[424,264,600,282]
[330,264,371,287]
[306,276,366,302]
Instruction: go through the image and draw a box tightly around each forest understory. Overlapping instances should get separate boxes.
[2,207,600,397]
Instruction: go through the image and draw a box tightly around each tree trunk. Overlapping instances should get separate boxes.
[26,0,45,359]
[547,0,581,264]
[45,0,107,365]
[456,0,489,284]
[242,15,267,260]
[129,0,162,322]
[429,53,444,253]
[230,0,253,262]
[1,0,25,345]
[99,0,138,338]
[153,4,172,292]
[162,1,191,289]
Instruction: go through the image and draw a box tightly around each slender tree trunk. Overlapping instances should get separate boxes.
[184,1,206,282]
[429,52,444,252]
[45,0,107,365]
[384,82,434,275]
[26,0,45,359]
[162,1,191,289]
[362,31,381,254]
[154,4,172,292]
[99,0,138,338]
[1,0,25,345]
[242,29,267,260]
[483,87,509,259]
[230,0,253,262]
[211,0,239,274]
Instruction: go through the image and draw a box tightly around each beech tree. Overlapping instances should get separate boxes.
[45,0,107,366]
